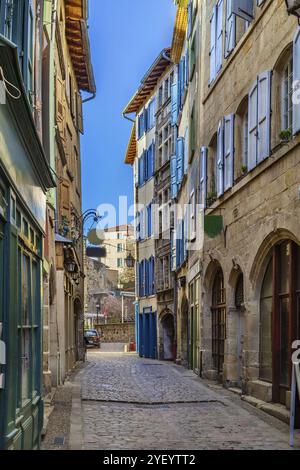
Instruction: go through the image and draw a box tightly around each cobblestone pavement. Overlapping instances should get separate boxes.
[70,351,300,450]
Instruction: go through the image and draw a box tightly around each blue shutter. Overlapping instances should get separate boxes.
[210,6,217,83]
[149,257,153,295]
[147,142,154,178]
[225,0,236,58]
[142,260,146,297]
[257,71,271,163]
[216,0,224,73]
[144,107,148,133]
[217,119,224,197]
[231,0,253,22]
[139,262,142,297]
[170,155,177,199]
[145,260,149,297]
[224,114,235,191]
[176,223,180,269]
[176,137,184,186]
[293,27,300,135]
[184,127,189,174]
[248,78,258,171]
[171,81,179,125]
[200,147,208,208]
[187,1,192,39]
[185,48,189,87]
[147,204,152,237]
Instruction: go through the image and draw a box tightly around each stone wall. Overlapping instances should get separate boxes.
[95,322,135,344]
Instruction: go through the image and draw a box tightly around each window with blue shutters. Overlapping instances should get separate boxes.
[147,203,152,238]
[187,1,193,39]
[0,0,34,97]
[184,127,189,174]
[210,0,224,82]
[171,79,179,125]
[248,71,271,170]
[217,119,224,196]
[293,27,300,135]
[171,229,176,271]
[200,147,208,208]
[145,259,149,297]
[176,137,184,188]
[216,115,235,196]
[148,99,156,130]
[170,154,177,199]
[225,0,236,58]
[138,111,145,139]
[230,0,253,22]
[224,114,235,191]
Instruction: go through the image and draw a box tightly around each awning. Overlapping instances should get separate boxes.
[55,233,73,244]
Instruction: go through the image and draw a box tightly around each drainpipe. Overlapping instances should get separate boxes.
[162,51,174,64]
[122,112,135,123]
[82,92,96,104]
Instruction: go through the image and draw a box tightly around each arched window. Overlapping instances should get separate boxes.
[211,269,226,373]
[259,240,300,404]
[260,257,273,382]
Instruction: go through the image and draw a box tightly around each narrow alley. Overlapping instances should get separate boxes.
[42,351,299,451]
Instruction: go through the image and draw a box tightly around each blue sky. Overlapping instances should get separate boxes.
[81,0,176,226]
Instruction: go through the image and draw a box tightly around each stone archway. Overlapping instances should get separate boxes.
[180,295,189,367]
[159,312,174,360]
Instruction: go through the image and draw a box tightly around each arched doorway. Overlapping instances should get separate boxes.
[161,313,174,360]
[235,273,245,388]
[260,240,300,404]
[211,269,226,375]
[181,296,189,367]
[74,298,82,362]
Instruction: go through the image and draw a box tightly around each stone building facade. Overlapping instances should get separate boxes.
[48,0,95,388]
[124,0,300,421]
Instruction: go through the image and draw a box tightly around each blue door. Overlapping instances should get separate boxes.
[143,314,150,358]
[138,314,144,357]
[135,303,139,353]
[149,312,157,359]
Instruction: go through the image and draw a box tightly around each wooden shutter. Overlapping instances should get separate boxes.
[171,155,177,199]
[231,0,253,22]
[23,0,34,95]
[76,92,84,134]
[171,80,179,125]
[216,0,224,73]
[217,119,224,196]
[293,27,300,135]
[176,137,184,186]
[184,127,189,174]
[257,71,271,163]
[210,5,217,83]
[200,147,208,208]
[225,0,236,58]
[248,78,258,171]
[187,1,192,39]
[224,114,235,191]
[60,180,70,220]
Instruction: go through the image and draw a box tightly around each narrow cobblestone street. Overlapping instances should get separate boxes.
[42,351,300,450]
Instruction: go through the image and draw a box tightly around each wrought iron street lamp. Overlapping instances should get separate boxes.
[125,252,135,268]
[65,258,76,273]
[286,0,300,23]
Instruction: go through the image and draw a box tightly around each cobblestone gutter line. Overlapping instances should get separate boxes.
[81,398,226,405]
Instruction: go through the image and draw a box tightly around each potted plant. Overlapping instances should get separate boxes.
[279,129,292,142]
[207,190,217,207]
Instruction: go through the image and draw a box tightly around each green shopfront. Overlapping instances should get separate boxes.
[0,34,54,448]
